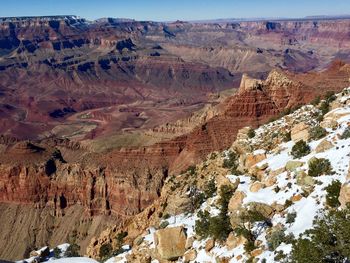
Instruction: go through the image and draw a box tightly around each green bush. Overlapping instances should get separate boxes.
[283,131,292,142]
[203,178,217,198]
[65,243,80,257]
[247,128,256,139]
[234,226,256,253]
[324,91,336,103]
[291,140,310,159]
[267,229,286,251]
[53,247,62,258]
[311,96,321,106]
[286,212,297,224]
[308,158,333,177]
[319,101,330,116]
[340,127,350,139]
[223,151,242,174]
[290,208,350,263]
[309,125,327,141]
[99,243,112,260]
[187,165,196,175]
[194,210,211,238]
[194,185,234,241]
[325,180,341,208]
[159,221,169,229]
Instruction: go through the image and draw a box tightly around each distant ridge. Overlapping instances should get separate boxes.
[0,15,82,22]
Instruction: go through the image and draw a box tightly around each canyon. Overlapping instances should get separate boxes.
[0,16,350,260]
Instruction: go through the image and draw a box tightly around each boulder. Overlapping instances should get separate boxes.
[247,202,275,219]
[226,232,247,250]
[320,118,338,130]
[126,251,152,263]
[205,239,215,252]
[154,226,187,260]
[315,139,334,153]
[296,171,315,192]
[164,195,191,215]
[250,181,264,193]
[291,122,310,142]
[228,191,246,213]
[217,175,240,191]
[339,182,350,208]
[183,249,197,262]
[291,194,303,202]
[245,153,267,169]
[263,175,277,187]
[285,161,304,172]
[270,167,286,177]
[185,236,195,249]
[251,248,263,257]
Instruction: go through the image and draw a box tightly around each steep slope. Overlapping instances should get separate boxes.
[85,86,350,263]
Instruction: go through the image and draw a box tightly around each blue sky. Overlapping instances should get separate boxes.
[0,0,349,21]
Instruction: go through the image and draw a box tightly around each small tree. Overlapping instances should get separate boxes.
[203,178,217,199]
[286,212,297,224]
[247,128,256,139]
[65,243,80,257]
[340,127,350,139]
[291,140,310,159]
[223,151,240,174]
[283,131,292,142]
[195,210,211,238]
[308,158,333,177]
[99,243,112,260]
[53,247,62,259]
[290,208,350,263]
[325,180,341,208]
[309,125,327,141]
[311,96,321,106]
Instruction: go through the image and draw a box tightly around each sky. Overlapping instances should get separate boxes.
[0,0,349,21]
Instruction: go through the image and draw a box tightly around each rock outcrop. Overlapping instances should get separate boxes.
[154,227,187,260]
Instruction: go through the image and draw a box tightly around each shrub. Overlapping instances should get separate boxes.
[325,180,341,208]
[324,91,336,103]
[247,128,256,139]
[267,229,286,251]
[311,96,321,106]
[286,212,297,224]
[159,221,169,229]
[340,127,350,139]
[187,165,196,176]
[53,247,62,258]
[203,178,217,199]
[99,243,112,260]
[65,243,80,257]
[291,140,310,159]
[308,158,333,177]
[309,125,327,141]
[194,210,211,239]
[162,213,170,219]
[189,186,206,212]
[194,185,234,241]
[223,151,241,174]
[283,131,292,142]
[290,208,350,263]
[234,226,256,253]
[319,101,330,116]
